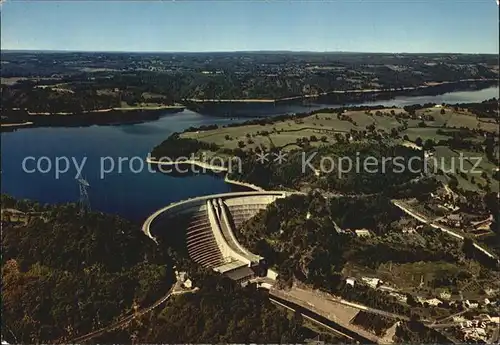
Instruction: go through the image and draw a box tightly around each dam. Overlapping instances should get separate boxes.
[142,190,407,343]
[142,191,292,284]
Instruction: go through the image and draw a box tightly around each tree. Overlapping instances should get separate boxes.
[390,128,399,138]
[406,294,418,307]
[238,141,246,148]
[448,178,458,189]
[415,137,423,147]
[334,133,344,143]
[462,238,475,258]
[440,108,446,115]
[484,192,499,223]
[423,139,435,150]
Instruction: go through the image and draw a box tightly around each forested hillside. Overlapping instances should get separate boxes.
[235,193,500,318]
[1,195,173,343]
[1,195,311,344]
[94,271,310,344]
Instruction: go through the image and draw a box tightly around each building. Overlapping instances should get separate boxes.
[345,277,356,287]
[440,290,452,300]
[266,269,279,280]
[465,300,480,309]
[354,229,372,237]
[389,292,407,303]
[425,298,443,306]
[183,279,193,289]
[175,271,186,280]
[362,277,382,289]
[463,327,487,342]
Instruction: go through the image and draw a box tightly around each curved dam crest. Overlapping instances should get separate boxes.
[141,190,396,344]
[142,191,294,283]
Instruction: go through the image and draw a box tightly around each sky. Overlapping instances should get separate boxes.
[1,0,499,54]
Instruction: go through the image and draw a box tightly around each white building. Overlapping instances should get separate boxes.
[345,277,356,287]
[183,279,193,289]
[355,229,372,237]
[267,269,279,280]
[425,298,443,306]
[465,300,480,309]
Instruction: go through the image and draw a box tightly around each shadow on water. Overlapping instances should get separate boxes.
[149,162,226,179]
[149,163,255,193]
[2,87,497,220]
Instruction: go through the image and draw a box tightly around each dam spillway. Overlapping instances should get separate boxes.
[142,191,292,284]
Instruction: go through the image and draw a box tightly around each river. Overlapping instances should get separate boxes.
[1,87,498,221]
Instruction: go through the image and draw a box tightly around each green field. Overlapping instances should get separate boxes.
[432,146,498,192]
[180,106,498,194]
[403,128,450,142]
[181,117,351,151]
[181,109,404,151]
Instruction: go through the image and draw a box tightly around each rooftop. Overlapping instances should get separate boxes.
[214,260,248,274]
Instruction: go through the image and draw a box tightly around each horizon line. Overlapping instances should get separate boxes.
[1,49,498,55]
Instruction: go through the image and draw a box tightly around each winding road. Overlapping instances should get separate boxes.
[69,283,193,343]
[391,200,499,261]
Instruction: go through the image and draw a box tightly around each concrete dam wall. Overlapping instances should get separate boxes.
[142,191,293,283]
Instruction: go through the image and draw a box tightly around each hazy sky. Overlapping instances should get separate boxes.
[1,0,499,53]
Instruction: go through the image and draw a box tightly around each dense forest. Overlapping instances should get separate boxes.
[1,195,173,343]
[394,320,451,344]
[235,193,499,315]
[151,133,428,196]
[150,134,220,161]
[227,142,425,195]
[1,83,121,113]
[2,51,498,115]
[93,272,310,344]
[351,311,395,336]
[0,195,315,344]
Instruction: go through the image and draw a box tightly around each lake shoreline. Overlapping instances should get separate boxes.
[1,106,185,132]
[146,157,265,192]
[2,81,497,131]
[2,86,498,221]
[184,79,498,114]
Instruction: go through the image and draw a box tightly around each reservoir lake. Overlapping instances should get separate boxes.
[1,86,498,222]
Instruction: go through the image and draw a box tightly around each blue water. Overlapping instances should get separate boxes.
[1,111,240,221]
[1,87,498,221]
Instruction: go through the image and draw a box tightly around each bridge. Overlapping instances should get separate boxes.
[142,191,293,284]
